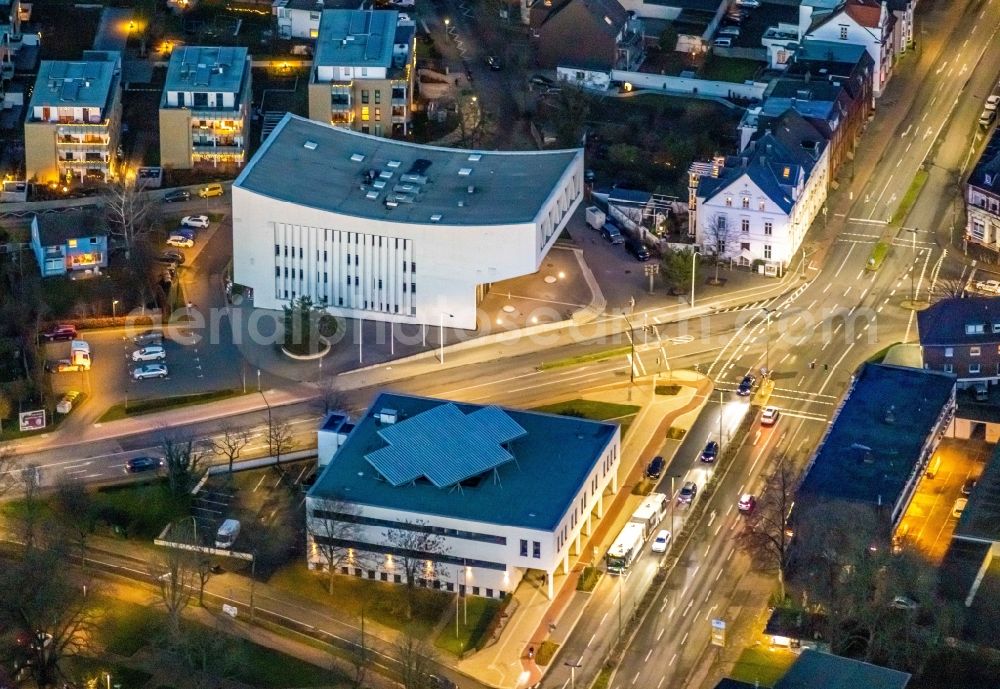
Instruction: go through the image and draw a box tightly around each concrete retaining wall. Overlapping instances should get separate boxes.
[610,69,767,100]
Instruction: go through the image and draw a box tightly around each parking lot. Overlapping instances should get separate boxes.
[896,437,991,564]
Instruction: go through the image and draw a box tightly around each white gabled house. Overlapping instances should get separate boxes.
[802,0,896,97]
[690,110,830,274]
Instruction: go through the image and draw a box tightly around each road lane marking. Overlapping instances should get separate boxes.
[669,654,677,666]
[645,649,653,663]
[633,671,640,684]
[681,632,689,645]
[683,600,693,617]
[657,627,665,642]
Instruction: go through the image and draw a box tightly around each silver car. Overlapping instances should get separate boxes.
[132,363,168,380]
[131,345,166,362]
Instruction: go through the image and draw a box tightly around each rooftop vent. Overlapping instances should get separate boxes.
[373,180,387,189]
[378,408,398,424]
[379,170,393,179]
[350,153,366,162]
[387,160,401,168]
[430,214,442,222]
[303,140,318,150]
[458,200,465,207]
[458,168,472,176]
[884,406,896,425]
[365,190,379,199]
[468,153,482,162]
[467,185,475,194]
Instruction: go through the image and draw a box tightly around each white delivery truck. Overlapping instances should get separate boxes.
[215,519,241,549]
[585,206,606,231]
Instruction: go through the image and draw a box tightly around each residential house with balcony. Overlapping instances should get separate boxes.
[307,9,414,137]
[272,0,360,40]
[801,0,896,97]
[536,0,644,74]
[30,210,108,278]
[918,298,1000,390]
[965,127,1000,254]
[24,51,122,185]
[158,46,252,170]
[691,109,829,274]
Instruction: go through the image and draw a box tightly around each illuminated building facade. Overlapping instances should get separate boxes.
[159,46,252,170]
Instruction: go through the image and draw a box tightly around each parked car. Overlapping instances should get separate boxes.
[952,497,968,518]
[172,227,196,239]
[47,359,86,373]
[530,75,554,87]
[390,0,415,7]
[737,374,756,396]
[166,235,194,248]
[890,595,918,611]
[131,345,166,362]
[646,455,665,479]
[181,215,210,228]
[735,0,760,7]
[125,456,164,473]
[761,406,780,426]
[718,26,741,37]
[198,183,224,198]
[975,279,1000,294]
[41,324,78,342]
[713,37,733,48]
[980,108,997,128]
[132,329,163,346]
[987,94,1000,112]
[132,363,168,380]
[651,529,672,553]
[158,250,186,265]
[678,481,698,504]
[962,477,978,496]
[625,238,650,261]
[738,493,757,513]
[601,222,625,244]
[700,440,719,463]
[485,55,502,71]
[162,189,191,203]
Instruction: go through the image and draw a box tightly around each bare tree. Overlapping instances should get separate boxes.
[266,417,295,465]
[156,542,196,638]
[53,476,94,560]
[703,213,735,284]
[383,520,450,619]
[102,171,157,259]
[314,373,347,416]
[735,458,798,601]
[346,607,370,689]
[161,435,203,497]
[395,626,438,689]
[307,496,359,594]
[208,423,251,474]
[931,277,968,301]
[454,91,489,148]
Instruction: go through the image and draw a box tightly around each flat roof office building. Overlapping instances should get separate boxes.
[306,393,621,598]
[232,113,584,329]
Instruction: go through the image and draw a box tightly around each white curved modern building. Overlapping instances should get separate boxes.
[232,113,585,329]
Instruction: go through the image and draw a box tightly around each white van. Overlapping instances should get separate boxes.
[713,37,732,48]
[215,519,241,549]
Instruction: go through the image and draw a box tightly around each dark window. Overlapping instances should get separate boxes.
[275,244,280,255]
[378,279,383,289]
[411,261,416,273]
[532,541,540,558]
[446,582,454,592]
[520,539,528,557]
[410,283,416,293]
[486,588,494,598]
[380,572,388,581]
[375,89,381,104]
[354,276,359,286]
[275,267,280,276]
[403,283,407,293]
[361,90,369,104]
[283,267,288,277]
[324,273,328,283]
[403,261,407,272]
[324,250,328,261]
[355,255,359,265]
[394,574,401,583]
[473,586,480,596]
[299,247,303,259]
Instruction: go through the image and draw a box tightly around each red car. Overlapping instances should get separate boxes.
[41,324,78,342]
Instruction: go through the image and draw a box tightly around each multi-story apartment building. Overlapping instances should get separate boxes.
[272,0,359,40]
[158,46,252,170]
[307,9,414,137]
[918,297,1000,390]
[24,51,122,185]
[801,0,896,97]
[691,110,829,274]
[965,127,1000,253]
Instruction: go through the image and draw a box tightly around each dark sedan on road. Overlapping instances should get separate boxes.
[737,374,756,396]
[162,189,191,203]
[699,440,719,463]
[645,455,664,479]
[125,456,163,473]
[157,250,186,265]
[677,481,698,504]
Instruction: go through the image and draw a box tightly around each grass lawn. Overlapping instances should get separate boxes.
[538,346,632,370]
[434,596,503,656]
[655,384,681,396]
[531,399,640,421]
[92,480,191,540]
[268,562,451,638]
[576,566,602,592]
[64,656,153,689]
[96,598,166,657]
[666,427,686,439]
[701,56,763,83]
[534,640,559,666]
[729,646,796,687]
[98,389,245,423]
[891,168,929,225]
[0,398,77,442]
[866,241,890,271]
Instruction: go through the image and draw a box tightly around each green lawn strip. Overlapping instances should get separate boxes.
[865,241,890,271]
[890,168,929,226]
[592,665,613,689]
[434,596,502,656]
[91,481,191,540]
[531,399,640,421]
[534,639,559,666]
[701,56,762,82]
[97,389,245,423]
[729,646,794,687]
[654,384,681,395]
[866,341,902,364]
[538,346,632,371]
[267,562,451,638]
[64,656,153,689]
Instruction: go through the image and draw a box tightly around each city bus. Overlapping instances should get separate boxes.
[606,522,647,575]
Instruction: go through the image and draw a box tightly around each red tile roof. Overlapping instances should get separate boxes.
[844,0,882,28]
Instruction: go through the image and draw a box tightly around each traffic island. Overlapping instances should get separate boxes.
[900,298,931,311]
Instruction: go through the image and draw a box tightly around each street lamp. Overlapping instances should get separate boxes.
[904,227,918,303]
[564,660,583,689]
[112,299,119,319]
[439,312,454,364]
[761,307,774,376]
[690,248,701,308]
[621,313,636,399]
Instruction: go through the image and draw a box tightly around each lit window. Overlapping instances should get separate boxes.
[361,106,370,122]
[782,166,791,178]
[971,346,982,357]
[725,196,732,207]
[741,196,749,208]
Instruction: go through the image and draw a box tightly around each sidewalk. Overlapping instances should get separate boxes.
[457,371,714,689]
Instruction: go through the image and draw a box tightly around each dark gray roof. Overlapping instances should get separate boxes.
[314,10,398,68]
[968,127,1000,197]
[236,113,582,225]
[795,38,869,66]
[275,0,360,11]
[776,650,910,689]
[29,56,119,110]
[953,441,1000,544]
[163,46,249,94]
[310,392,618,530]
[542,0,628,38]
[33,210,106,245]
[798,363,955,509]
[917,297,1000,347]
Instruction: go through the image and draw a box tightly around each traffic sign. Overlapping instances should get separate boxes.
[710,618,726,647]
[18,409,46,431]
